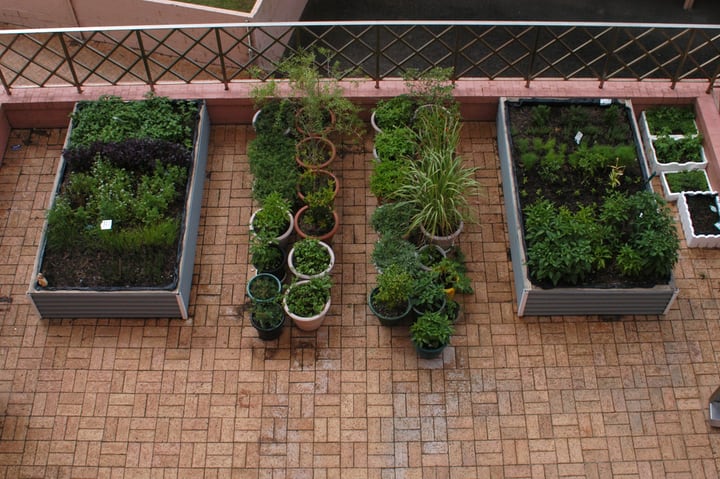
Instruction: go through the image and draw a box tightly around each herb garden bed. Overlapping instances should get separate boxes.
[28,96,210,319]
[497,98,679,316]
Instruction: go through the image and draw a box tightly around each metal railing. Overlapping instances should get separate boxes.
[1,21,719,95]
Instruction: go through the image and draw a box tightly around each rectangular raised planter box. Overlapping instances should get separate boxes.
[678,191,720,248]
[497,97,678,317]
[660,169,711,202]
[27,101,210,319]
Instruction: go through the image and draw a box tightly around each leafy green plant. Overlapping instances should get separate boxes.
[300,182,336,234]
[653,135,704,164]
[291,239,332,276]
[373,95,416,131]
[247,274,281,302]
[432,255,473,294]
[374,127,418,161]
[249,238,284,272]
[414,104,462,157]
[370,203,417,238]
[645,105,697,136]
[410,310,454,349]
[371,236,419,273]
[418,244,445,270]
[370,159,411,200]
[252,98,296,135]
[284,276,332,317]
[251,300,284,329]
[69,93,199,148]
[247,133,299,204]
[251,192,291,241]
[373,263,414,311]
[664,170,709,193]
[296,136,335,168]
[279,49,364,140]
[411,269,446,314]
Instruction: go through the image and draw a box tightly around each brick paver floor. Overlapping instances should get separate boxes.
[1,113,720,478]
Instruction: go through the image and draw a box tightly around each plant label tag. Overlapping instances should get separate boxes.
[574,131,583,144]
[599,98,612,106]
[710,205,718,214]
[714,221,720,231]
[101,220,113,230]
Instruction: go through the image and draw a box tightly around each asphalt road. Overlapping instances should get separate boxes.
[301,0,720,24]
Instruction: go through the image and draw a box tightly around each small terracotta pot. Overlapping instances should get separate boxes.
[293,207,340,243]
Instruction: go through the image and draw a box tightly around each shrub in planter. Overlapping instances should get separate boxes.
[374,127,418,161]
[410,310,454,359]
[297,168,338,203]
[411,269,446,316]
[432,255,473,299]
[250,238,286,281]
[288,239,335,279]
[395,149,479,245]
[294,181,338,240]
[368,263,414,325]
[249,192,293,247]
[418,244,446,271]
[371,236,420,273]
[371,94,416,132]
[651,134,705,169]
[370,202,417,239]
[283,276,332,330]
[295,136,337,170]
[250,300,286,340]
[369,159,411,202]
[643,105,697,136]
[246,273,282,303]
[247,133,299,204]
[251,93,297,136]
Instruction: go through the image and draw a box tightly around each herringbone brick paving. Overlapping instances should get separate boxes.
[0,114,720,478]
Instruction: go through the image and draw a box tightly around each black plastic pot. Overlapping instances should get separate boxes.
[367,287,412,326]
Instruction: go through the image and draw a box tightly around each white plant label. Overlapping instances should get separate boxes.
[574,131,583,144]
[599,98,612,106]
[101,220,113,230]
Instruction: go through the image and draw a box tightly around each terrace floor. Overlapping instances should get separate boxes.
[1,81,720,479]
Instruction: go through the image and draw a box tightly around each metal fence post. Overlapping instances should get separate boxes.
[58,33,82,94]
[135,30,154,91]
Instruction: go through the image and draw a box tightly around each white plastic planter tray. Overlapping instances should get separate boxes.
[645,136,707,173]
[660,169,711,202]
[639,110,699,141]
[678,191,720,248]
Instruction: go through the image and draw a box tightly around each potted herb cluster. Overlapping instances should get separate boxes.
[288,238,335,279]
[366,70,475,359]
[497,98,680,316]
[283,276,333,331]
[29,94,209,319]
[660,169,711,202]
[639,105,707,174]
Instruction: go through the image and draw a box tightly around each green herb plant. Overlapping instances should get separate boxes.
[291,239,332,277]
[410,311,454,349]
[284,276,332,317]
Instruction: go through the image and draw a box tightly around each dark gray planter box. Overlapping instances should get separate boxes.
[497,97,678,317]
[27,101,210,319]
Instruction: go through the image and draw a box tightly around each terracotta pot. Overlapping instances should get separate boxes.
[296,169,340,203]
[295,136,337,170]
[293,206,340,243]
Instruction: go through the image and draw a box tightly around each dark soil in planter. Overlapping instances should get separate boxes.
[509,102,644,208]
[369,289,408,318]
[42,139,193,289]
[686,194,720,235]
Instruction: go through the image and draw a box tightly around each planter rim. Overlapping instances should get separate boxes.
[296,169,340,203]
[282,279,332,331]
[288,240,335,279]
[246,273,282,303]
[293,206,340,242]
[249,209,294,248]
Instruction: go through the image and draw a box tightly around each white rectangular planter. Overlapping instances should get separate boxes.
[678,192,720,248]
[498,98,678,317]
[28,101,210,319]
[645,135,707,173]
[660,169,711,202]
[638,110,698,141]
